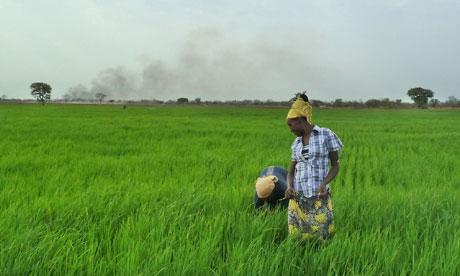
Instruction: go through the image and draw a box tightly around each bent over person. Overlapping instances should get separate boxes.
[285,93,344,242]
[254,166,288,209]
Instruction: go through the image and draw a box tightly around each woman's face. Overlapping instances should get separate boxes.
[287,118,304,136]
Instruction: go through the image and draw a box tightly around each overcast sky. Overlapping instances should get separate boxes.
[1,0,459,101]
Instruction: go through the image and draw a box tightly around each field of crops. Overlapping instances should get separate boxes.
[1,103,459,274]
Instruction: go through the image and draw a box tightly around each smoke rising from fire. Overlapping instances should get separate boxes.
[65,28,334,101]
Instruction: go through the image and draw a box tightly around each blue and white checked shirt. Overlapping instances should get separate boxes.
[291,125,344,198]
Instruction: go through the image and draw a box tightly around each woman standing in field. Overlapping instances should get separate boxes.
[285,93,343,242]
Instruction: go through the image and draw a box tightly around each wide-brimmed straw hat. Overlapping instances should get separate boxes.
[255,175,278,198]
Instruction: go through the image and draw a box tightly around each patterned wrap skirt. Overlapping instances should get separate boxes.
[288,191,335,241]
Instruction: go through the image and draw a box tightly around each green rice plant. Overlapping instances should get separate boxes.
[0,104,459,275]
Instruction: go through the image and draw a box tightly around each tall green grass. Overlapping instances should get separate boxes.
[1,104,459,274]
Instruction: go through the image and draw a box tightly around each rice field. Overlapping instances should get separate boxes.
[1,103,459,275]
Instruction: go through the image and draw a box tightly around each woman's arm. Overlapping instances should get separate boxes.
[318,151,340,197]
[287,161,296,188]
[285,160,297,198]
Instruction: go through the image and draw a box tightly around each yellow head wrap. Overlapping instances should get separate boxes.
[286,96,313,124]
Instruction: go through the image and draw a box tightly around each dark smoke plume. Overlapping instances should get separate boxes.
[67,28,329,101]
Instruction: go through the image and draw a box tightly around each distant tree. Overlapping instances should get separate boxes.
[407,87,434,108]
[194,97,201,104]
[365,99,380,108]
[0,94,6,101]
[333,98,344,107]
[429,98,440,107]
[447,96,459,105]
[177,97,189,104]
[311,100,325,107]
[95,92,107,104]
[30,82,52,105]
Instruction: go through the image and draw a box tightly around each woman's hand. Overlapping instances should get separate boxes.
[285,186,295,199]
[317,183,327,198]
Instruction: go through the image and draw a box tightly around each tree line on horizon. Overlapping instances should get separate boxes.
[1,82,459,108]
